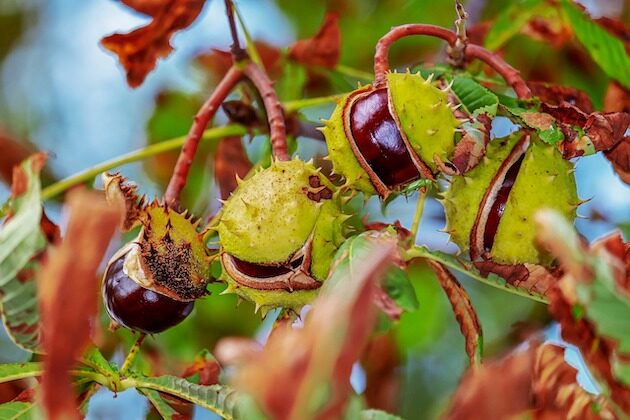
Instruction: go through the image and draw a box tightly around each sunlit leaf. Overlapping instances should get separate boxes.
[450,76,499,117]
[0,153,50,352]
[0,363,42,385]
[0,401,35,420]
[128,375,244,419]
[484,0,543,51]
[138,388,179,420]
[562,0,630,89]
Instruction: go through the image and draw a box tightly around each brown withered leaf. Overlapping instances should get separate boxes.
[604,81,630,113]
[474,261,559,297]
[533,344,615,419]
[447,341,613,420]
[39,188,123,419]
[221,100,261,127]
[197,42,281,79]
[360,333,401,413]
[523,17,573,50]
[528,81,593,113]
[541,103,630,158]
[437,114,492,175]
[288,13,341,69]
[446,340,537,420]
[605,136,630,185]
[214,137,252,201]
[181,351,221,386]
[233,231,397,419]
[428,260,482,366]
[101,0,207,87]
[0,133,35,185]
[118,0,173,17]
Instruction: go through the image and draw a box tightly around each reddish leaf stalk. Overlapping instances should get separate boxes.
[373,24,532,99]
[164,66,243,207]
[243,62,290,161]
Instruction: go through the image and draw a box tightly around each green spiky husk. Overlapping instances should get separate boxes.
[443,133,578,266]
[387,72,458,172]
[218,159,347,312]
[321,88,377,195]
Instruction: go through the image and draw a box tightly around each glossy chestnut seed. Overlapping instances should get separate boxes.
[103,254,194,334]
[349,89,420,188]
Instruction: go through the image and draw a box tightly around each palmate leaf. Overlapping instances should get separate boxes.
[562,0,630,89]
[128,375,244,419]
[0,402,35,420]
[450,76,499,117]
[0,154,48,352]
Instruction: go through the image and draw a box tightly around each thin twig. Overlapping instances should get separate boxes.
[446,1,468,68]
[224,0,247,60]
[410,190,427,243]
[243,62,290,161]
[164,66,244,208]
[373,24,531,99]
[120,334,146,376]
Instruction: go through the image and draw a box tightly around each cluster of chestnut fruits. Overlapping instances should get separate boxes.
[102,71,578,334]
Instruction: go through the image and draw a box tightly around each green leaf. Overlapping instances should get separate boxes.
[127,375,244,419]
[562,0,630,89]
[0,155,48,352]
[0,362,42,384]
[484,0,544,51]
[360,409,404,420]
[80,347,118,379]
[138,388,179,419]
[451,76,499,117]
[539,125,565,145]
[405,246,548,304]
[275,60,307,101]
[382,266,419,312]
[0,402,35,420]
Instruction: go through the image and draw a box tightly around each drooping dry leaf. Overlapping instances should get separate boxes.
[233,230,398,420]
[536,211,630,412]
[214,137,252,201]
[446,340,536,420]
[101,0,207,87]
[528,81,593,113]
[441,114,492,175]
[39,188,123,419]
[427,260,483,366]
[288,13,341,69]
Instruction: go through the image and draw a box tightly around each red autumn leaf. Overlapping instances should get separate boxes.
[447,341,614,419]
[605,136,630,185]
[197,42,282,79]
[181,351,221,386]
[527,81,593,113]
[233,231,397,419]
[540,103,630,158]
[101,0,207,87]
[474,261,559,297]
[360,333,401,413]
[39,188,123,419]
[0,132,36,186]
[118,0,174,17]
[214,137,252,201]
[437,114,492,175]
[288,13,341,69]
[604,81,630,113]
